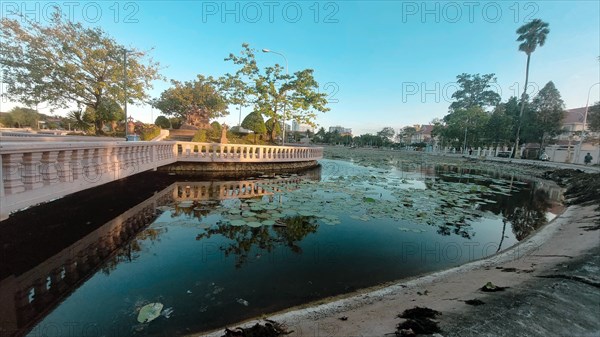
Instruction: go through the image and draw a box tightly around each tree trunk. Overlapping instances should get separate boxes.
[514,53,532,158]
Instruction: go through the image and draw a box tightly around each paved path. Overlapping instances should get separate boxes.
[428,152,600,173]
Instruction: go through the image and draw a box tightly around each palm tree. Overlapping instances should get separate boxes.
[67,110,91,132]
[513,19,550,158]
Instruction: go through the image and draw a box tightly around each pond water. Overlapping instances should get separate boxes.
[2,159,563,337]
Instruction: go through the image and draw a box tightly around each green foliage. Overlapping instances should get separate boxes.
[441,106,490,148]
[153,75,228,123]
[85,97,123,134]
[377,127,395,141]
[522,81,565,149]
[211,121,222,134]
[154,115,171,128]
[190,124,226,143]
[169,118,183,129]
[241,111,267,134]
[0,12,162,134]
[398,126,417,144]
[226,43,329,140]
[313,127,327,143]
[66,110,93,132]
[516,19,550,56]
[137,124,161,141]
[485,105,516,145]
[265,117,281,140]
[449,73,501,111]
[1,107,39,128]
[192,129,209,142]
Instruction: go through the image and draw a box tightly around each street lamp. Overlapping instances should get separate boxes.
[575,82,600,163]
[262,48,288,146]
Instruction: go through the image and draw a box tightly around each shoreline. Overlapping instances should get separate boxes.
[193,207,598,337]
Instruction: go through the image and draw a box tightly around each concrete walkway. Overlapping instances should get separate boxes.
[429,152,600,173]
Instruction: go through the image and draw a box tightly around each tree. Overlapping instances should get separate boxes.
[377,127,395,141]
[524,81,565,151]
[314,127,327,143]
[485,104,517,146]
[449,73,501,111]
[226,43,329,140]
[66,110,92,132]
[85,97,123,133]
[588,102,600,133]
[241,111,266,143]
[3,107,39,128]
[441,106,490,149]
[514,19,550,157]
[0,12,162,134]
[219,73,252,126]
[153,75,228,128]
[265,117,282,141]
[154,116,171,129]
[400,126,417,144]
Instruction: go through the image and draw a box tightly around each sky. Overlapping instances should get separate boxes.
[1,0,599,135]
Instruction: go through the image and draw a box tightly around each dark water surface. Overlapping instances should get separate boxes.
[0,159,563,337]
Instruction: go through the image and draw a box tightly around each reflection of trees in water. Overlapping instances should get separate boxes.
[101,227,166,274]
[172,201,219,219]
[507,188,550,240]
[436,218,474,239]
[481,182,550,242]
[196,216,319,268]
[432,167,553,242]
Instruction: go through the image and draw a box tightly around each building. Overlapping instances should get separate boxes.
[558,107,587,141]
[328,126,352,136]
[410,124,434,143]
[292,120,313,133]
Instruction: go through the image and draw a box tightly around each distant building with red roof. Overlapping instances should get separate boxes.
[410,124,434,143]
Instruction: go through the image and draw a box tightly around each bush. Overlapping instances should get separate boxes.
[192,129,209,142]
[154,116,171,128]
[138,124,161,140]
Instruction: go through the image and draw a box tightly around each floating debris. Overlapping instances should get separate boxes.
[236,298,249,306]
[464,299,485,306]
[221,320,290,337]
[396,306,442,335]
[161,307,174,318]
[137,302,163,323]
[480,281,508,292]
[398,307,441,319]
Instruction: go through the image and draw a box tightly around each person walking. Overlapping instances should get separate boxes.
[584,152,593,165]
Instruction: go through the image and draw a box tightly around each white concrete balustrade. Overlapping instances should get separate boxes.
[0,141,323,220]
[175,142,323,162]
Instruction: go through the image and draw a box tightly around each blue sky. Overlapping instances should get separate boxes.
[1,1,599,135]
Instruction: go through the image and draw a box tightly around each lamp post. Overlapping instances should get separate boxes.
[575,82,600,163]
[262,48,288,146]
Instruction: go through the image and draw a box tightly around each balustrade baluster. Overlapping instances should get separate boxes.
[70,150,83,181]
[40,151,59,186]
[2,153,25,194]
[22,152,43,190]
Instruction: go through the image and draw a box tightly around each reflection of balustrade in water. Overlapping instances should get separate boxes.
[0,167,322,336]
[0,185,175,336]
[1,142,323,220]
[173,177,312,201]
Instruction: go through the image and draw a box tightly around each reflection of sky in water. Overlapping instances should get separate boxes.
[29,159,558,336]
